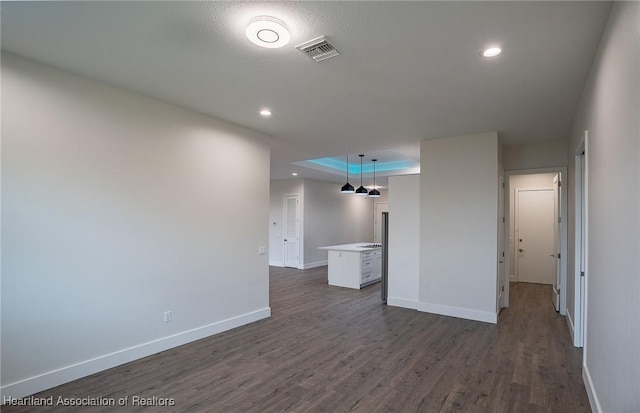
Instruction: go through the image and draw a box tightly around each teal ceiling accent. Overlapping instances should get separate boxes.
[306,157,416,174]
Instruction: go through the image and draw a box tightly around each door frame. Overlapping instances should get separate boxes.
[514,187,555,284]
[552,173,562,311]
[497,168,506,311]
[572,132,588,348]
[504,166,568,314]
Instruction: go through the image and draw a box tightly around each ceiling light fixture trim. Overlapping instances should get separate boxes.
[483,46,502,57]
[246,16,290,49]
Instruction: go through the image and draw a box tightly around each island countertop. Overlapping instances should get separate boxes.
[319,243,382,289]
[318,242,382,252]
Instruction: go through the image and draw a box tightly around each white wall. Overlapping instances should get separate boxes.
[269,179,304,267]
[503,139,568,171]
[303,179,375,268]
[508,173,556,278]
[566,3,640,412]
[420,132,499,323]
[387,175,420,309]
[269,178,376,269]
[1,53,271,398]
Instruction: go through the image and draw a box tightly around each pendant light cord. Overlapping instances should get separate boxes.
[373,159,376,187]
[347,155,349,181]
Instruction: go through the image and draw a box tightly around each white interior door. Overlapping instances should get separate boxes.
[516,189,555,284]
[552,174,562,310]
[283,195,299,268]
[374,203,389,243]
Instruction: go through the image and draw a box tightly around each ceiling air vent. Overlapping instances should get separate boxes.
[296,36,340,62]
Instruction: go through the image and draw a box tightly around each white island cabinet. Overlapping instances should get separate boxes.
[318,243,382,289]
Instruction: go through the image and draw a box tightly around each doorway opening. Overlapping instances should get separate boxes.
[504,168,567,314]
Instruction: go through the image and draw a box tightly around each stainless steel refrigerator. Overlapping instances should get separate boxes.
[381,211,389,304]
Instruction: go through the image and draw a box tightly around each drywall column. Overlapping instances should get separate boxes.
[387,175,420,309]
[419,132,499,323]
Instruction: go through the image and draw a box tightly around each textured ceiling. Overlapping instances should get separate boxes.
[1,2,612,183]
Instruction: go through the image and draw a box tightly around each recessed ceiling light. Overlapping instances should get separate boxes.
[260,109,272,116]
[292,173,298,176]
[483,47,502,58]
[246,16,290,49]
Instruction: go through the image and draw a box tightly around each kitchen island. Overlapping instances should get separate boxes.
[318,243,382,289]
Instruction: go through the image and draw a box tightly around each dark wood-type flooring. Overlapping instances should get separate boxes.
[4,266,590,412]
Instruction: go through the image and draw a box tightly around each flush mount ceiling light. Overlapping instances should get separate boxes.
[340,154,355,193]
[355,154,369,196]
[246,16,290,49]
[483,47,502,57]
[260,109,272,116]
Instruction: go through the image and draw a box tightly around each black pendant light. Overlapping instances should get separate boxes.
[369,159,381,197]
[340,154,355,193]
[355,154,369,196]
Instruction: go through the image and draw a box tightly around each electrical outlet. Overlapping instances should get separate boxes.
[164,311,172,323]
[258,246,266,255]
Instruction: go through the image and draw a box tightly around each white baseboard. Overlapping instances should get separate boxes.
[417,302,497,324]
[268,261,326,270]
[300,260,327,269]
[387,297,418,310]
[1,307,271,401]
[583,363,602,413]
[509,274,516,282]
[567,311,576,342]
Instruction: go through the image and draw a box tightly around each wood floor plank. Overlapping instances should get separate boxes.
[3,269,590,412]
